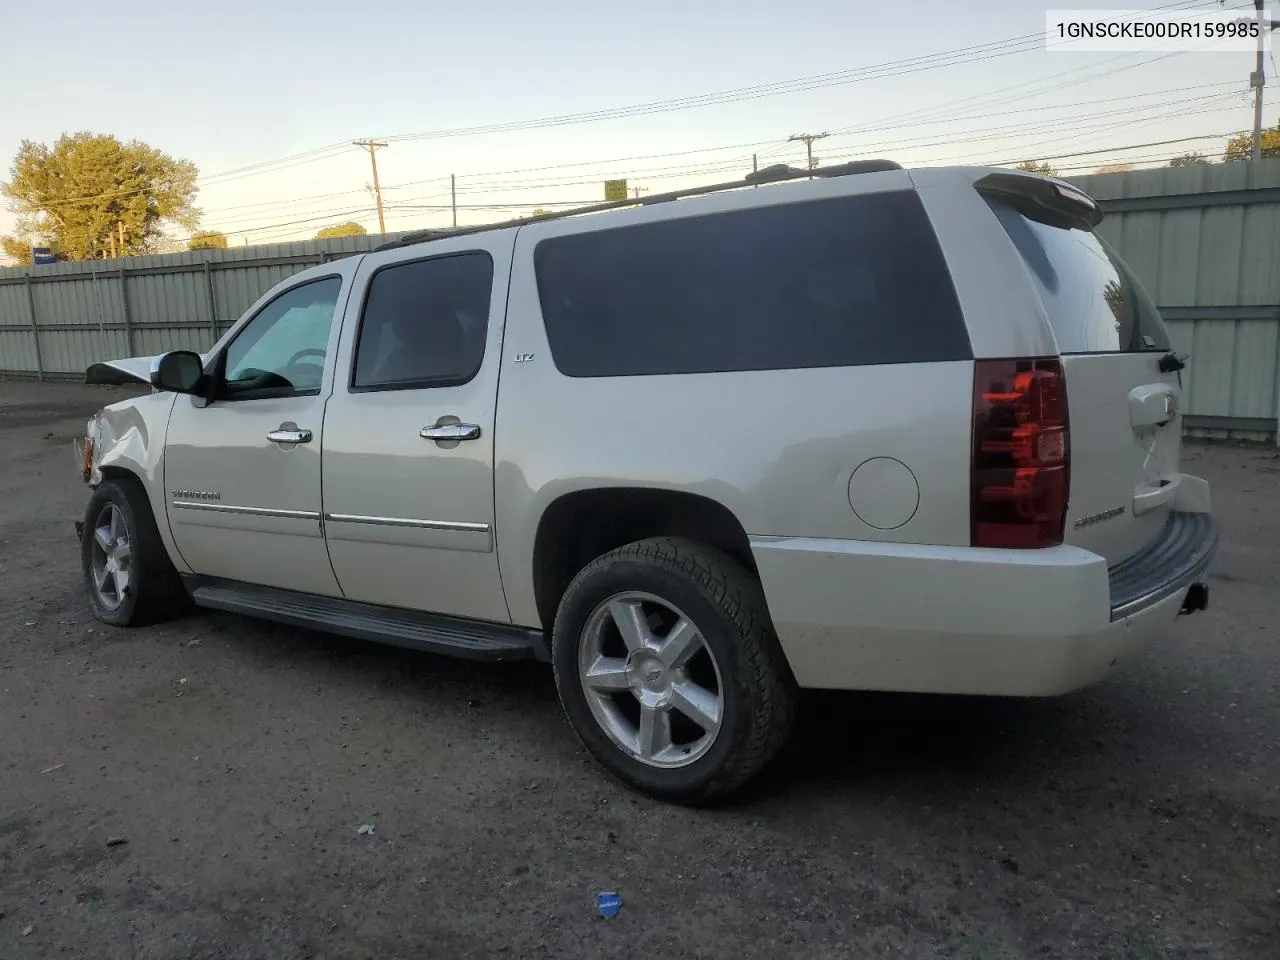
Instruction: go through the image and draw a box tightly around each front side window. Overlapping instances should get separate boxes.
[222,276,343,399]
[352,252,493,390]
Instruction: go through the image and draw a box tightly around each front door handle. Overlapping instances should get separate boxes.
[420,423,481,442]
[267,426,312,444]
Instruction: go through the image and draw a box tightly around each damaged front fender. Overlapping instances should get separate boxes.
[73,389,191,574]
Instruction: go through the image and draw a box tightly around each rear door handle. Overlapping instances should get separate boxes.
[420,423,481,442]
[267,427,312,444]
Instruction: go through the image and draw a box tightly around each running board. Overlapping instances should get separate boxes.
[184,578,548,663]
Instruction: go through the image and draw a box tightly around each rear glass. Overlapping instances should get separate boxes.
[985,197,1170,354]
[533,191,971,378]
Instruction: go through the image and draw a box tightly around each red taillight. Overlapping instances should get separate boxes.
[971,357,1070,548]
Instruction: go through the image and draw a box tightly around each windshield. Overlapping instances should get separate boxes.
[986,197,1170,354]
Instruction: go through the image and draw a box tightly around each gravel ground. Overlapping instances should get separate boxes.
[0,379,1276,960]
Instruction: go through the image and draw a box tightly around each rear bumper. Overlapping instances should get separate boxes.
[751,507,1217,697]
[1108,510,1217,620]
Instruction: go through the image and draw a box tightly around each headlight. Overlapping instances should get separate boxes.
[81,437,95,482]
[79,413,101,483]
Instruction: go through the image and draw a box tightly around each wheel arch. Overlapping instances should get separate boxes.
[530,486,758,633]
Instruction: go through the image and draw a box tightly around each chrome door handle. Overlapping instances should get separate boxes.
[420,423,481,442]
[267,427,312,444]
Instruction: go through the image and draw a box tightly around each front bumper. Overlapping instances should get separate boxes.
[751,510,1217,697]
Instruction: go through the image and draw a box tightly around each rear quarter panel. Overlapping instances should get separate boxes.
[910,167,1059,360]
[496,174,976,628]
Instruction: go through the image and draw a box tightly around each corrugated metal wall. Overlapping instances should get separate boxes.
[1072,160,1280,440]
[0,234,392,378]
[2,162,1278,439]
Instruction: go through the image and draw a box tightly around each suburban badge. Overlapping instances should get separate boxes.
[1074,505,1126,529]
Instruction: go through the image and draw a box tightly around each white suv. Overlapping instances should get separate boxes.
[76,161,1217,804]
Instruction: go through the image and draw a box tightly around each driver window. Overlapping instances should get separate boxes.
[222,276,343,400]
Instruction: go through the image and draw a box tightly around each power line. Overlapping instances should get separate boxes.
[433,89,1238,198]
[197,79,1235,223]
[753,16,1248,168]
[17,0,1225,215]
[816,93,1242,168]
[374,0,1215,146]
[986,130,1244,166]
[181,124,1246,247]
[191,100,1245,241]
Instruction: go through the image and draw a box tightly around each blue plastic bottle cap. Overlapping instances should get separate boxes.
[595,891,622,919]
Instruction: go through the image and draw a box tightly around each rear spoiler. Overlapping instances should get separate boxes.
[973,171,1103,230]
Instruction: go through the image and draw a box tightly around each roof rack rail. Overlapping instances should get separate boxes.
[374,158,904,252]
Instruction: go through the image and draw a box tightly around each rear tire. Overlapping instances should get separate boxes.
[552,537,796,805]
[82,477,189,627]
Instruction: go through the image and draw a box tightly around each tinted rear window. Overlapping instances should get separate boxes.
[533,191,971,377]
[351,252,493,390]
[985,198,1170,354]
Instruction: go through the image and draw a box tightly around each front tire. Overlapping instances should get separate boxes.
[82,477,188,627]
[552,537,796,805]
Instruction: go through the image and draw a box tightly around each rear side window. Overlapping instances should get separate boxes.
[352,252,493,390]
[533,191,971,377]
[985,198,1170,354]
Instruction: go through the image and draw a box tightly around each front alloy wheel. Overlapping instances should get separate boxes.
[89,503,132,611]
[81,477,189,627]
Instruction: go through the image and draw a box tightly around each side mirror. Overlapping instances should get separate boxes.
[150,350,204,394]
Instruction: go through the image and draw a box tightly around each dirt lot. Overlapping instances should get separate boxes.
[0,380,1276,960]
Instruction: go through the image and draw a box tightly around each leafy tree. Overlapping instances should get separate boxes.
[531,208,551,216]
[1169,152,1210,167]
[1,235,35,265]
[316,221,367,239]
[1093,163,1135,174]
[188,230,228,250]
[1223,125,1280,161]
[1,132,198,260]
[1014,160,1059,177]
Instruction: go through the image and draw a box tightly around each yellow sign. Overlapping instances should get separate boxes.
[604,179,628,201]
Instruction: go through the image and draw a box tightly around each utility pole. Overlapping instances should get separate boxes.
[1253,0,1266,160]
[118,221,125,257]
[788,132,829,172]
[353,139,388,233]
[451,174,457,228]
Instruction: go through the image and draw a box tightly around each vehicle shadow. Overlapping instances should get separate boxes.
[191,608,1214,814]
[740,680,1180,807]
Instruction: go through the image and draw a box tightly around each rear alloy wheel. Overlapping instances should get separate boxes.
[553,537,796,805]
[578,591,725,768]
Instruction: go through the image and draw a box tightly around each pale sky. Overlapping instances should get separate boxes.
[0,0,1266,251]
